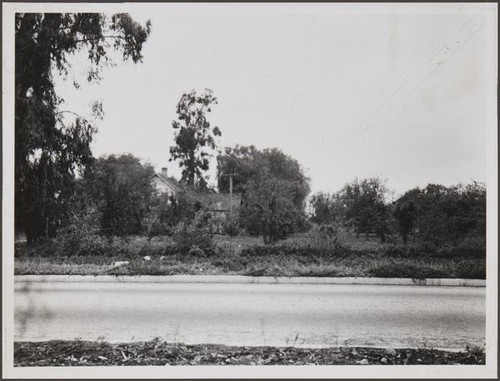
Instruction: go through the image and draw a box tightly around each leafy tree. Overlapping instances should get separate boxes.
[372,201,393,243]
[217,146,310,207]
[239,174,308,244]
[411,184,450,245]
[15,13,151,243]
[337,177,391,242]
[217,146,310,242]
[310,193,333,225]
[393,188,420,245]
[398,182,486,246]
[83,154,155,238]
[309,192,344,226]
[169,89,221,190]
[446,182,486,240]
[217,145,260,194]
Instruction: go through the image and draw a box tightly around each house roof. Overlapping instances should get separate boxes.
[152,173,240,211]
[152,173,182,193]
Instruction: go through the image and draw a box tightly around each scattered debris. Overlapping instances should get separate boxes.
[386,347,397,356]
[13,340,485,367]
[143,256,151,261]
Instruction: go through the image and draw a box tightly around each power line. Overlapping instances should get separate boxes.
[331,15,485,156]
[334,15,478,145]
[350,18,486,141]
[355,22,486,140]
[333,15,479,147]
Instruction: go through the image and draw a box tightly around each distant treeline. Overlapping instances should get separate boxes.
[309,178,486,246]
[16,149,486,250]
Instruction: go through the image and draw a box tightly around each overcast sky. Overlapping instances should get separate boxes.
[52,3,496,197]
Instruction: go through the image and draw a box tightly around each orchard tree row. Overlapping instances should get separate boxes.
[309,179,486,246]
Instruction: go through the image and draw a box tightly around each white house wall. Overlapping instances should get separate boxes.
[152,177,176,197]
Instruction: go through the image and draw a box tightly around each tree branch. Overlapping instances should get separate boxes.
[72,35,128,45]
[56,110,81,118]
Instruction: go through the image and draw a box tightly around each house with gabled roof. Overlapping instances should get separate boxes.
[151,167,182,197]
[151,167,241,233]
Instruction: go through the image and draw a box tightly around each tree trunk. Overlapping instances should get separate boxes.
[41,157,49,238]
[402,232,408,246]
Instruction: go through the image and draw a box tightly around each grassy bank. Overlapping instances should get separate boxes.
[14,340,486,366]
[14,233,486,279]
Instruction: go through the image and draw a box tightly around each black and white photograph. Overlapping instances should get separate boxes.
[2,2,498,379]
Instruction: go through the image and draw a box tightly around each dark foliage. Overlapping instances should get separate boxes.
[15,13,151,243]
[145,192,201,238]
[310,178,393,243]
[218,146,310,243]
[367,263,449,280]
[82,154,156,237]
[217,146,310,204]
[240,175,308,244]
[241,242,349,259]
[172,212,215,255]
[393,182,486,246]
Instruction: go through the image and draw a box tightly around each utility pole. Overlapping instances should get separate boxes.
[221,173,237,216]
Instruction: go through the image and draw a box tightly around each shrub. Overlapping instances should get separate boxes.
[53,206,110,257]
[244,266,268,277]
[172,212,214,256]
[444,237,486,258]
[298,265,340,277]
[376,245,437,258]
[369,243,484,260]
[318,224,337,238]
[306,224,344,254]
[375,240,486,260]
[212,256,248,272]
[137,242,170,258]
[407,243,438,257]
[367,263,448,279]
[144,192,203,239]
[454,262,486,279]
[241,242,349,259]
[15,240,55,258]
[57,233,109,257]
[142,203,173,238]
[379,245,406,257]
[222,214,241,237]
